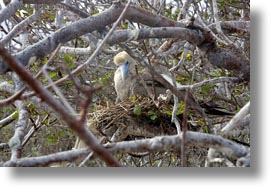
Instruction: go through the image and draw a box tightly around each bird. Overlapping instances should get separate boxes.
[113,51,165,102]
[113,51,234,116]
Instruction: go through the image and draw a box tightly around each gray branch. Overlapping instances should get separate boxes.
[2,131,249,167]
[0,2,250,81]
[0,10,41,45]
[0,0,23,24]
[0,2,185,73]
[106,27,204,45]
[23,0,63,4]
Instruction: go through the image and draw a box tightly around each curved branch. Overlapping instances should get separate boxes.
[2,131,249,167]
[23,0,63,4]
[107,27,204,45]
[0,44,121,167]
[0,2,250,82]
[107,132,249,159]
[0,2,185,73]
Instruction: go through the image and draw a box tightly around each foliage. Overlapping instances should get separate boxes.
[0,0,250,167]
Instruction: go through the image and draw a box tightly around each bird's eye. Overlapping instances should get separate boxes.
[125,60,129,65]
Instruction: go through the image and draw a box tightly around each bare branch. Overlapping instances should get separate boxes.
[0,9,41,45]
[221,101,250,135]
[0,2,184,73]
[2,148,90,167]
[23,0,63,4]
[106,132,249,158]
[0,44,121,167]
[106,27,204,45]
[0,111,16,129]
[176,77,239,91]
[2,131,249,167]
[0,0,23,24]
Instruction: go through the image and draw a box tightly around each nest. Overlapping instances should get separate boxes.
[86,96,177,142]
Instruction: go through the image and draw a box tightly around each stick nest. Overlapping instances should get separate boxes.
[87,96,177,141]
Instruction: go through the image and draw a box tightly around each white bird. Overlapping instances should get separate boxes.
[113,51,235,116]
[113,51,166,102]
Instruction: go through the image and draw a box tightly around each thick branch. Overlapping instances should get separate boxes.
[2,131,249,167]
[107,132,248,158]
[0,45,121,167]
[0,2,185,73]
[23,0,63,4]
[107,27,204,45]
[0,0,23,24]
[199,42,250,81]
[0,2,250,82]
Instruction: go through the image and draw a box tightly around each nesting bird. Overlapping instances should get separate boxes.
[113,51,235,116]
[113,51,165,102]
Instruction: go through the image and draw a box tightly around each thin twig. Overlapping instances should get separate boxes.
[0,37,121,167]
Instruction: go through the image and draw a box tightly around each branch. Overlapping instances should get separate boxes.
[221,101,250,136]
[0,2,250,82]
[23,0,63,4]
[176,77,239,90]
[177,0,193,19]
[0,2,185,73]
[0,87,25,107]
[0,81,14,94]
[2,148,90,167]
[106,27,204,45]
[0,43,121,167]
[208,21,250,34]
[211,0,233,45]
[199,43,250,81]
[8,99,28,160]
[0,0,23,24]
[8,73,28,160]
[206,101,250,167]
[2,131,249,167]
[0,111,16,129]
[106,131,248,158]
[0,9,41,45]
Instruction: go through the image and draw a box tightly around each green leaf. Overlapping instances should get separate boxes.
[46,134,57,145]
[92,9,99,15]
[147,110,158,121]
[122,21,128,29]
[64,53,75,68]
[56,130,65,137]
[49,13,55,21]
[150,115,157,121]
[177,101,185,115]
[201,84,212,93]
[12,111,19,120]
[133,105,142,116]
[49,72,57,79]
[210,69,223,77]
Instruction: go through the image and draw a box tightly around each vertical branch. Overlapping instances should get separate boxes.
[181,89,189,167]
[9,73,28,161]
[211,0,233,45]
[170,70,181,134]
[178,0,193,20]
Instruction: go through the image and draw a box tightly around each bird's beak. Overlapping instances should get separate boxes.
[119,62,129,81]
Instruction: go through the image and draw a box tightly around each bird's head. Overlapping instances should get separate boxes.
[114,51,136,81]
